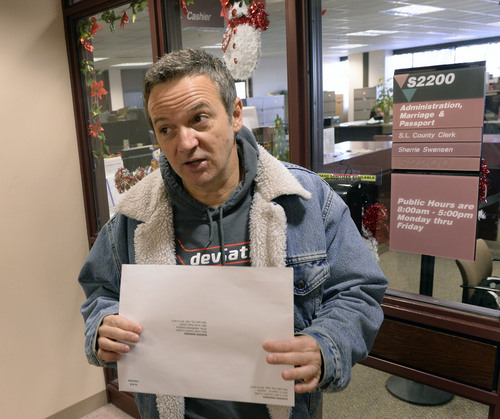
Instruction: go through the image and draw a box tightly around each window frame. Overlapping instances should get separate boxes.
[62,0,166,245]
[63,1,500,416]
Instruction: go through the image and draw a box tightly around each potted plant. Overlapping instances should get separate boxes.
[374,78,393,123]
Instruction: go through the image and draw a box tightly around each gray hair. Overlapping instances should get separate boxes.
[143,49,236,127]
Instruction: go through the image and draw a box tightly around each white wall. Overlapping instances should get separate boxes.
[369,50,388,87]
[0,1,106,417]
[252,55,288,97]
[109,68,125,111]
[339,50,388,121]
[347,52,364,121]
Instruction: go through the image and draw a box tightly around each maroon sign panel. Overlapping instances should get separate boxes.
[392,64,485,171]
[389,62,485,260]
[390,173,479,260]
[181,0,225,29]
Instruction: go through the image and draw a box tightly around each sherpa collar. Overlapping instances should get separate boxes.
[118,144,311,221]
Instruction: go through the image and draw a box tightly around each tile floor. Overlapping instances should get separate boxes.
[80,403,134,419]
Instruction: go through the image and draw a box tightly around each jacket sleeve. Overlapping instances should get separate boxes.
[289,172,389,393]
[78,214,134,368]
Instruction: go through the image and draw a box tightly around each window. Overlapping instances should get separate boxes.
[320,0,500,312]
[392,41,500,77]
[178,0,289,161]
[67,1,156,234]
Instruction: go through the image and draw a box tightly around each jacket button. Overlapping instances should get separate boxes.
[297,280,306,289]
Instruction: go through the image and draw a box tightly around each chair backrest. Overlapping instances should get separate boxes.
[455,239,493,301]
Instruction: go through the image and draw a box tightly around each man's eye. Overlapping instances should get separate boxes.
[194,114,208,124]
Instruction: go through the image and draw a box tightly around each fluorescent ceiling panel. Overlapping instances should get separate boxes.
[110,62,153,67]
[201,43,223,49]
[329,43,368,49]
[381,5,445,17]
[348,30,399,37]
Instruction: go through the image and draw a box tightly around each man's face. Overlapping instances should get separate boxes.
[148,75,243,203]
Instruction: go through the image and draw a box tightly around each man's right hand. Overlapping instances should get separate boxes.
[97,314,142,363]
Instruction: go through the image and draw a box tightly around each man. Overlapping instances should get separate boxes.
[369,106,384,120]
[79,49,388,419]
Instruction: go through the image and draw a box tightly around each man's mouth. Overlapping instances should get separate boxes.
[184,158,205,168]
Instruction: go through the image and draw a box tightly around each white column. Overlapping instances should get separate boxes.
[108,68,124,111]
[348,52,364,122]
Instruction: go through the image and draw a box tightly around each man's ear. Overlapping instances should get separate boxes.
[232,97,243,132]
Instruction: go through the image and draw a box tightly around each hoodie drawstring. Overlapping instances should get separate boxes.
[204,207,226,266]
[204,209,215,249]
[218,207,226,266]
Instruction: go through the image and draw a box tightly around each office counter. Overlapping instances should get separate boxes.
[321,141,392,239]
[333,121,393,143]
[323,140,392,172]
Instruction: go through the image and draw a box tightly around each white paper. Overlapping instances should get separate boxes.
[118,264,295,406]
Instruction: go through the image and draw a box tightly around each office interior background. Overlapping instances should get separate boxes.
[2,0,500,418]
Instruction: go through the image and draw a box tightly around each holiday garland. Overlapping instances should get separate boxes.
[78,1,148,158]
[362,202,389,244]
[272,115,288,162]
[479,158,490,203]
[114,167,148,194]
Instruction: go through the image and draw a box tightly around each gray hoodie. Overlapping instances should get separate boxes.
[160,126,259,268]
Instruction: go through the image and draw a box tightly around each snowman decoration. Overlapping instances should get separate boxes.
[221,0,269,80]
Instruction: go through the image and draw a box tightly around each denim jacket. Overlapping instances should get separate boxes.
[79,146,388,419]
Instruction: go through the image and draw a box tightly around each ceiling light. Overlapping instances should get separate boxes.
[445,35,470,41]
[110,62,153,67]
[329,44,368,49]
[381,5,445,17]
[94,57,109,62]
[200,43,222,49]
[348,30,399,36]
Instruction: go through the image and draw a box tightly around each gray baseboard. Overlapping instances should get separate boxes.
[46,390,107,419]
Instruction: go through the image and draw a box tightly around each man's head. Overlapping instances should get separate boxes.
[144,49,237,127]
[144,49,244,207]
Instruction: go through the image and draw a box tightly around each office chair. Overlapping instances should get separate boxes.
[455,239,500,309]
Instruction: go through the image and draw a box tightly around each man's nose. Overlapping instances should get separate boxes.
[177,127,198,151]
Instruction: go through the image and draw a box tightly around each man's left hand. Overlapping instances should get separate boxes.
[263,335,322,393]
